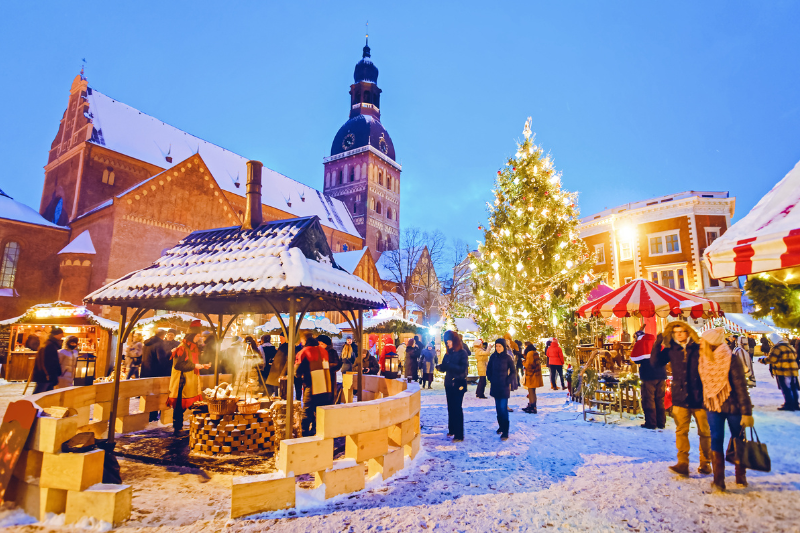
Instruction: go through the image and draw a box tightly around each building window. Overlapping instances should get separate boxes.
[53,198,63,225]
[624,276,632,284]
[338,171,343,185]
[376,231,383,252]
[369,197,375,211]
[343,244,348,252]
[650,266,687,290]
[376,201,382,215]
[378,171,383,186]
[705,227,720,247]
[353,202,358,214]
[648,231,681,256]
[350,169,355,182]
[594,244,605,264]
[102,167,115,185]
[386,176,392,190]
[619,241,632,261]
[1,242,20,288]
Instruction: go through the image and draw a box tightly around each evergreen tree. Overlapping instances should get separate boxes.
[471,118,597,348]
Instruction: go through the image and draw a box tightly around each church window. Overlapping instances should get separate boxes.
[353,202,358,214]
[364,90,371,103]
[376,202,382,215]
[369,197,375,211]
[343,244,349,252]
[1,242,20,288]
[350,169,355,182]
[376,231,383,252]
[386,207,392,220]
[386,176,392,190]
[378,171,383,186]
[338,170,343,185]
[102,167,115,185]
[53,198,63,224]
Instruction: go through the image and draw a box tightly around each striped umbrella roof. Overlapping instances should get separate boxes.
[577,278,722,319]
[704,159,800,278]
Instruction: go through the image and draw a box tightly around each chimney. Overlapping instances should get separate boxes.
[242,160,263,230]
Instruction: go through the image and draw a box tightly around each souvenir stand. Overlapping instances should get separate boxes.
[575,278,723,421]
[83,210,386,448]
[0,302,117,382]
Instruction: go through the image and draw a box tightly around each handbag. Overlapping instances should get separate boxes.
[736,426,771,472]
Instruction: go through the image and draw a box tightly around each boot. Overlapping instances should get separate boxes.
[533,401,538,414]
[669,462,689,476]
[711,451,726,491]
[735,463,748,487]
[698,461,712,475]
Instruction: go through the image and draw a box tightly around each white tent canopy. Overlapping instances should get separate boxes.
[704,159,800,278]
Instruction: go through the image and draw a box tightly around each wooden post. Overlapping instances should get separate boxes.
[286,299,296,440]
[215,314,223,387]
[107,306,128,444]
[356,310,363,402]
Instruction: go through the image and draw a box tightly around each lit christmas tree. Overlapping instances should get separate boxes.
[471,118,597,347]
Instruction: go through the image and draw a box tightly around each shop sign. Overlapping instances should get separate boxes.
[33,307,89,319]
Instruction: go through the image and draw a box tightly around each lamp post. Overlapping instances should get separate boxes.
[74,354,96,386]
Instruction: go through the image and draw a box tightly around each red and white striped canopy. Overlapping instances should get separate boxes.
[577,278,722,319]
[704,159,800,279]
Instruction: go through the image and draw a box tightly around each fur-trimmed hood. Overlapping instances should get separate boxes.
[661,321,700,346]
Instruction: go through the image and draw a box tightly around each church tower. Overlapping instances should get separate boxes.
[323,37,401,258]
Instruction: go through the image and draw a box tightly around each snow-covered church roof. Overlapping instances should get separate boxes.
[85,216,385,313]
[58,230,96,254]
[0,191,66,230]
[84,87,361,238]
[333,248,368,273]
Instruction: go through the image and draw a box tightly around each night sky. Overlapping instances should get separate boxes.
[2,1,799,248]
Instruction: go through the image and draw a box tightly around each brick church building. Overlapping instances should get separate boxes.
[0,43,396,321]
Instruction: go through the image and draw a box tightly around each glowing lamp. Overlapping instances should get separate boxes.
[384,353,400,379]
[74,354,96,386]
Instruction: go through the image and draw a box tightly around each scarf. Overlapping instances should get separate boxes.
[698,341,732,412]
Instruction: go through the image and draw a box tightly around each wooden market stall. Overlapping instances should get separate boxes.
[0,302,117,382]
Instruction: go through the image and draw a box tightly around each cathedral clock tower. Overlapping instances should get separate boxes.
[323,38,401,258]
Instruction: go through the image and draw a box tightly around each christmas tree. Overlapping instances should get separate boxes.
[471,118,597,349]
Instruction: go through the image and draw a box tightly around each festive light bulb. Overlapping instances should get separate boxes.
[509,325,516,336]
[552,315,558,327]
[494,273,500,280]
[566,260,574,268]
[469,262,477,270]
[549,174,560,184]
[514,177,520,185]
[545,293,551,301]
[516,208,523,217]
[492,261,499,271]
[490,303,497,314]
[584,274,590,283]
[479,289,485,296]
[559,241,567,249]
[573,283,579,290]
[516,262,523,271]
[542,208,549,216]
[561,269,567,274]
[555,254,561,260]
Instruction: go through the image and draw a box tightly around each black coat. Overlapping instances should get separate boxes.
[404,346,420,378]
[638,357,668,381]
[361,354,381,375]
[437,348,469,388]
[141,335,170,378]
[650,324,704,409]
[486,350,516,399]
[32,336,62,386]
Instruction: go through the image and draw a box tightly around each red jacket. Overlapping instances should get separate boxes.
[630,333,655,362]
[546,340,564,365]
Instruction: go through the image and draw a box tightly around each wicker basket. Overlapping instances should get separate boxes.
[207,388,238,416]
[237,388,259,414]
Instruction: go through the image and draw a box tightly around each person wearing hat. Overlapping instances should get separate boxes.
[296,333,332,435]
[698,328,754,490]
[651,321,711,476]
[473,339,490,399]
[760,332,799,411]
[56,335,80,389]
[316,335,341,403]
[167,320,210,435]
[32,327,64,393]
[437,330,469,442]
[632,329,666,430]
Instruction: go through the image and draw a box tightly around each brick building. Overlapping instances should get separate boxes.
[0,71,376,321]
[578,190,742,313]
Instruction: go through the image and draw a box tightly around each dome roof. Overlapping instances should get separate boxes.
[354,44,378,84]
[330,115,395,161]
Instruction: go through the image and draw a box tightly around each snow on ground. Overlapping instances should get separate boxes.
[1,364,798,532]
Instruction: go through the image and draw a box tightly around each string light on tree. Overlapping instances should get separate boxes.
[472,117,597,344]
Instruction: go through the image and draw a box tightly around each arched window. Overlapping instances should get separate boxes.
[386,176,392,190]
[338,170,343,185]
[353,202,358,214]
[376,231,383,252]
[386,207,392,220]
[350,169,355,182]
[376,202,382,215]
[369,197,375,211]
[378,171,383,186]
[102,167,115,185]
[364,90,371,103]
[53,198,63,225]
[343,244,348,252]
[1,242,21,288]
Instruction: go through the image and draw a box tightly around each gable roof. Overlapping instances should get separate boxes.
[0,193,66,230]
[84,87,361,238]
[84,216,384,314]
[58,230,96,255]
[333,248,368,274]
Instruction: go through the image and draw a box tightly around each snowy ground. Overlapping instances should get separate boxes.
[1,363,798,532]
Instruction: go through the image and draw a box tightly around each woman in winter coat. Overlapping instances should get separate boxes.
[760,334,771,356]
[167,321,210,435]
[698,328,754,491]
[340,336,357,373]
[124,334,144,379]
[733,335,756,387]
[437,330,469,441]
[522,342,544,413]
[546,339,566,390]
[404,339,420,381]
[473,339,490,399]
[419,342,437,389]
[56,336,79,389]
[486,338,517,440]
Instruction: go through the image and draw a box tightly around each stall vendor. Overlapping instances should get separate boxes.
[167,320,210,435]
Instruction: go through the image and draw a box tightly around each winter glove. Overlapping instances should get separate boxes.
[741,415,754,427]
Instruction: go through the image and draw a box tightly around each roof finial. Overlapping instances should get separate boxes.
[363,21,371,58]
[80,58,86,79]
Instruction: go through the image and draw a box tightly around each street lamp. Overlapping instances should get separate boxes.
[383,352,400,380]
[74,354,96,386]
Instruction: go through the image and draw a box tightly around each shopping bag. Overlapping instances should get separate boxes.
[739,427,771,472]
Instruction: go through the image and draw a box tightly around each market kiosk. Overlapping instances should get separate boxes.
[0,302,117,381]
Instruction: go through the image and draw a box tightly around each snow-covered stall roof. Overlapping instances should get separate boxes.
[257,314,341,335]
[134,313,215,329]
[333,248,368,274]
[84,87,361,238]
[432,317,480,333]
[0,193,66,230]
[58,230,96,255]
[704,159,800,278]
[84,216,385,314]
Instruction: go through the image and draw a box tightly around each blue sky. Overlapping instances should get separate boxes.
[1,1,798,248]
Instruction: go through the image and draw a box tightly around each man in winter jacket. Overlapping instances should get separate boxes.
[141,329,169,421]
[33,327,64,393]
[760,332,799,411]
[651,321,711,476]
[631,330,664,429]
